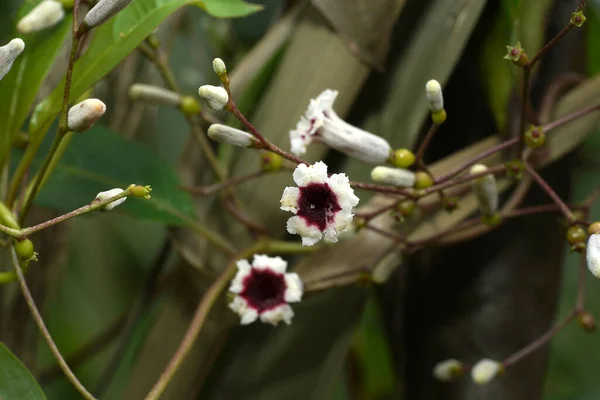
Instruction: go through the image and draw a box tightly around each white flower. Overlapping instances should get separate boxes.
[470,164,498,217]
[0,39,25,82]
[67,99,106,132]
[17,0,65,34]
[370,166,416,187]
[471,358,502,385]
[228,254,303,326]
[212,57,227,76]
[129,84,181,107]
[289,89,391,164]
[84,0,134,29]
[433,359,464,382]
[198,85,229,111]
[280,161,359,246]
[95,188,126,210]
[425,79,444,112]
[207,124,258,148]
[587,233,600,278]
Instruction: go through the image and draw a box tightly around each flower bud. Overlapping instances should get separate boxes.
[578,311,596,333]
[261,152,283,172]
[84,0,134,29]
[425,80,443,112]
[566,225,586,246]
[524,125,545,149]
[470,164,498,218]
[14,238,36,262]
[198,85,229,111]
[571,11,586,27]
[129,84,181,107]
[371,166,416,188]
[588,222,600,235]
[67,99,106,132]
[586,233,600,278]
[213,57,227,77]
[389,148,415,168]
[471,359,503,385]
[179,96,201,115]
[208,124,259,148]
[17,0,65,34]
[371,251,402,284]
[0,39,25,82]
[398,199,416,217]
[433,359,464,382]
[128,184,152,199]
[504,41,529,67]
[414,171,433,189]
[95,188,126,210]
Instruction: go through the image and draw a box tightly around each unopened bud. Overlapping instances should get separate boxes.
[95,188,126,210]
[208,124,258,148]
[470,164,498,218]
[425,80,444,112]
[84,0,134,29]
[371,166,416,188]
[198,85,229,111]
[261,152,283,172]
[129,84,181,107]
[414,171,433,189]
[586,233,600,278]
[433,359,464,382]
[127,184,152,199]
[588,222,600,235]
[571,11,586,27]
[524,125,545,149]
[17,0,65,34]
[14,238,37,263]
[67,99,106,132]
[504,41,529,67]
[0,39,25,82]
[371,251,402,284]
[389,148,415,168]
[213,58,227,76]
[471,359,503,385]
[578,311,596,333]
[179,96,201,115]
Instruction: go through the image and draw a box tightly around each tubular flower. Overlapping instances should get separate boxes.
[471,359,503,385]
[228,255,303,326]
[587,233,600,278]
[370,166,416,188]
[280,161,359,246]
[433,359,464,382]
[289,89,391,164]
[0,39,25,82]
[95,188,126,210]
[17,0,65,34]
[470,164,498,217]
[84,0,134,29]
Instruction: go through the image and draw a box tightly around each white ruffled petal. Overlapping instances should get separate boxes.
[252,254,287,274]
[229,296,258,325]
[280,187,300,213]
[284,273,303,303]
[259,304,295,326]
[328,173,360,210]
[229,259,252,293]
[292,161,329,187]
[286,216,323,246]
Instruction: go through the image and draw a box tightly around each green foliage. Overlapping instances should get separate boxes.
[0,342,46,400]
[198,0,263,18]
[28,125,195,225]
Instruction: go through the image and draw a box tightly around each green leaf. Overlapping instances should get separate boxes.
[0,0,71,165]
[0,342,46,400]
[28,125,195,225]
[198,0,263,18]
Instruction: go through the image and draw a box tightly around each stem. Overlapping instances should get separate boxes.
[518,68,531,155]
[181,171,265,196]
[414,123,439,166]
[523,161,574,222]
[11,248,97,400]
[543,103,600,133]
[421,165,506,197]
[576,253,587,310]
[527,24,574,69]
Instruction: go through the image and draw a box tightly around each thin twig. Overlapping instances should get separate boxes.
[523,161,574,221]
[527,24,574,68]
[414,123,438,166]
[543,103,600,133]
[181,171,265,196]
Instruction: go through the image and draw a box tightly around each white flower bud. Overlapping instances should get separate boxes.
[129,84,181,107]
[213,58,227,76]
[207,124,258,148]
[471,359,502,385]
[198,85,229,111]
[433,359,464,382]
[371,251,402,284]
[370,166,416,188]
[470,164,498,217]
[84,0,133,29]
[425,79,444,112]
[95,188,126,210]
[586,233,600,278]
[17,0,65,34]
[67,99,106,132]
[0,39,25,82]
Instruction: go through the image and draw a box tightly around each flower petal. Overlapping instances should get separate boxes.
[284,273,303,303]
[259,304,295,326]
[229,296,258,325]
[280,187,300,213]
[229,259,252,293]
[252,254,287,274]
[292,161,329,187]
[286,216,323,246]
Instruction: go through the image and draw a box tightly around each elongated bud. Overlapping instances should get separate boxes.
[470,164,498,217]
[95,188,126,210]
[84,0,134,29]
[0,39,25,82]
[213,58,227,77]
[208,124,258,148]
[471,359,503,385]
[586,233,600,278]
[371,166,416,188]
[371,251,402,284]
[198,85,229,111]
[67,99,106,132]
[425,80,443,112]
[17,0,65,34]
[433,359,464,382]
[129,84,181,107]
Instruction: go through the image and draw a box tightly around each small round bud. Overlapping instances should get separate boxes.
[67,99,106,132]
[130,185,152,199]
[0,38,25,82]
[95,188,126,210]
[578,311,596,333]
[414,171,433,189]
[398,199,416,217]
[84,0,134,29]
[179,96,201,116]
[425,79,444,112]
[371,166,416,188]
[212,57,227,76]
[570,11,586,27]
[566,225,586,246]
[261,152,283,172]
[389,148,415,168]
[198,85,229,111]
[208,124,259,148]
[17,0,65,34]
[14,238,35,262]
[504,41,529,67]
[505,160,525,180]
[471,359,503,385]
[524,125,545,149]
[431,109,447,125]
[433,359,464,382]
[588,222,600,235]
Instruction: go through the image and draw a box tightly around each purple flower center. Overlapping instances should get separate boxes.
[297,183,341,231]
[241,269,286,312]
